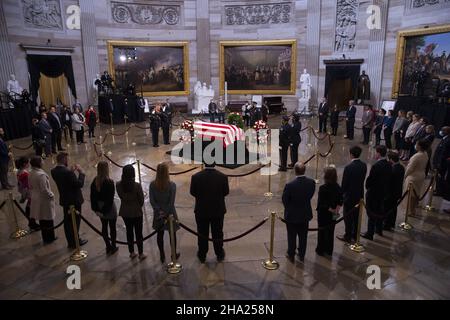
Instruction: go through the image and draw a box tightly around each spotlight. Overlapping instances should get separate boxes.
[119,55,126,62]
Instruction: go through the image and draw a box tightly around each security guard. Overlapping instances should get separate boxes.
[150,104,162,147]
[279,115,290,172]
[289,114,302,167]
[161,101,172,145]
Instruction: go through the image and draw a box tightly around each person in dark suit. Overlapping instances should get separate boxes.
[337,146,367,243]
[345,100,356,140]
[60,105,73,142]
[362,145,392,240]
[150,104,162,147]
[316,166,343,256]
[190,162,229,263]
[433,127,450,196]
[288,114,302,167]
[279,116,290,172]
[161,102,172,145]
[330,105,339,136]
[50,152,88,249]
[38,112,52,157]
[373,108,385,146]
[282,162,316,262]
[318,98,329,133]
[208,99,217,123]
[384,151,405,231]
[48,106,64,153]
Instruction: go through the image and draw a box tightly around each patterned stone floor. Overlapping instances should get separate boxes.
[0,115,449,300]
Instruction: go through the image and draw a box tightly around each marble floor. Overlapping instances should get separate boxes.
[0,115,449,300]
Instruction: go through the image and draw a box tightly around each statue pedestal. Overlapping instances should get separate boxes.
[297,98,311,115]
[193,94,213,114]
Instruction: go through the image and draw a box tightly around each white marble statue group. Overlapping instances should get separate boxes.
[193,81,215,114]
[6,74,23,98]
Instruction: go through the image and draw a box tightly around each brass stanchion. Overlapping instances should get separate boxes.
[349,199,365,252]
[314,150,319,184]
[166,214,182,274]
[110,113,114,132]
[264,160,273,198]
[69,206,88,261]
[262,211,279,270]
[399,183,413,230]
[8,192,28,239]
[424,170,437,212]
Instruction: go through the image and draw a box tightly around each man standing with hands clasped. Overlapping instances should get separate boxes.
[51,152,88,249]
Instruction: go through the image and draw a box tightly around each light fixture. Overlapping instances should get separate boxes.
[119,55,126,62]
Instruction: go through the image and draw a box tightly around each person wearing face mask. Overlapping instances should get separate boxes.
[423,125,435,176]
[404,139,430,215]
[361,145,392,240]
[432,127,450,196]
[0,128,13,190]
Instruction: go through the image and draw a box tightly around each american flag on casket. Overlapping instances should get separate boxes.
[193,121,244,147]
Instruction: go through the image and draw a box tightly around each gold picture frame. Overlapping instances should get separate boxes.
[107,40,190,96]
[392,24,450,98]
[219,40,297,95]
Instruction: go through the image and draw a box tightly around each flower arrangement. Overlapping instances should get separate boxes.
[253,120,270,144]
[253,120,269,131]
[227,112,244,129]
[180,120,194,132]
[179,120,195,143]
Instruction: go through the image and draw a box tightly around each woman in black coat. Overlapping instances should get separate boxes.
[316,166,343,256]
[330,105,339,136]
[90,161,118,255]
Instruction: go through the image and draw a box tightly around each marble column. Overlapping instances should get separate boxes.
[79,0,100,105]
[196,0,211,83]
[0,1,15,92]
[305,0,321,106]
[366,0,389,107]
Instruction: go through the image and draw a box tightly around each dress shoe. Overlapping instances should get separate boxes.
[336,235,351,243]
[79,239,88,246]
[278,168,287,172]
[109,247,119,255]
[129,252,138,259]
[160,254,165,264]
[139,253,147,260]
[315,249,325,257]
[383,225,394,232]
[360,233,373,241]
[285,254,295,263]
[376,231,384,237]
[44,237,57,245]
[217,251,225,262]
[288,163,294,168]
[197,253,206,263]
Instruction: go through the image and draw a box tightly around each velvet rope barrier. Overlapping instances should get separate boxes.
[109,125,133,136]
[222,165,265,178]
[362,189,410,220]
[140,162,200,176]
[178,217,268,242]
[0,200,5,211]
[11,143,34,150]
[319,143,335,158]
[411,176,435,202]
[79,214,157,245]
[13,199,64,231]
[103,153,136,168]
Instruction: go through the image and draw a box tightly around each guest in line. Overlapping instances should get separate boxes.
[316,166,343,257]
[29,156,56,244]
[61,105,73,142]
[48,106,64,153]
[318,97,329,133]
[404,140,430,215]
[51,152,88,249]
[410,117,428,157]
[16,157,40,231]
[150,162,179,264]
[423,125,435,176]
[393,110,408,151]
[190,161,229,263]
[85,105,97,139]
[278,116,290,172]
[373,108,385,146]
[361,105,374,145]
[31,118,45,157]
[116,165,146,260]
[0,128,13,190]
[401,114,421,161]
[38,112,53,157]
[384,151,405,231]
[282,162,316,263]
[330,105,339,136]
[337,146,367,244]
[90,161,118,255]
[344,100,356,140]
[362,145,392,240]
[383,110,394,149]
[288,114,302,168]
[433,127,450,196]
[71,107,86,145]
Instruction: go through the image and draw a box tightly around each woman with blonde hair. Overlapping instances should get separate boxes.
[90,161,118,255]
[149,162,179,263]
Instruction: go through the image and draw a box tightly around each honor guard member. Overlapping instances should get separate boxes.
[289,114,302,167]
[161,101,172,145]
[279,116,290,172]
[150,104,162,147]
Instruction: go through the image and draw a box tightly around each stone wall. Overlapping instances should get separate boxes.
[1,0,449,111]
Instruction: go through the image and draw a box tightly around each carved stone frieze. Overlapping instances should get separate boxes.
[21,0,63,30]
[334,0,359,52]
[224,2,291,25]
[111,1,180,25]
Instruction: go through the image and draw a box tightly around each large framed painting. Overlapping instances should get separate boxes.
[392,25,450,98]
[107,40,189,96]
[219,40,297,95]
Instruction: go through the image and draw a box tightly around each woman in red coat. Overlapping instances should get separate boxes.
[85,105,97,138]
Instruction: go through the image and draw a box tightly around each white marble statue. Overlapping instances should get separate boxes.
[193,82,214,114]
[300,69,311,100]
[7,74,23,97]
